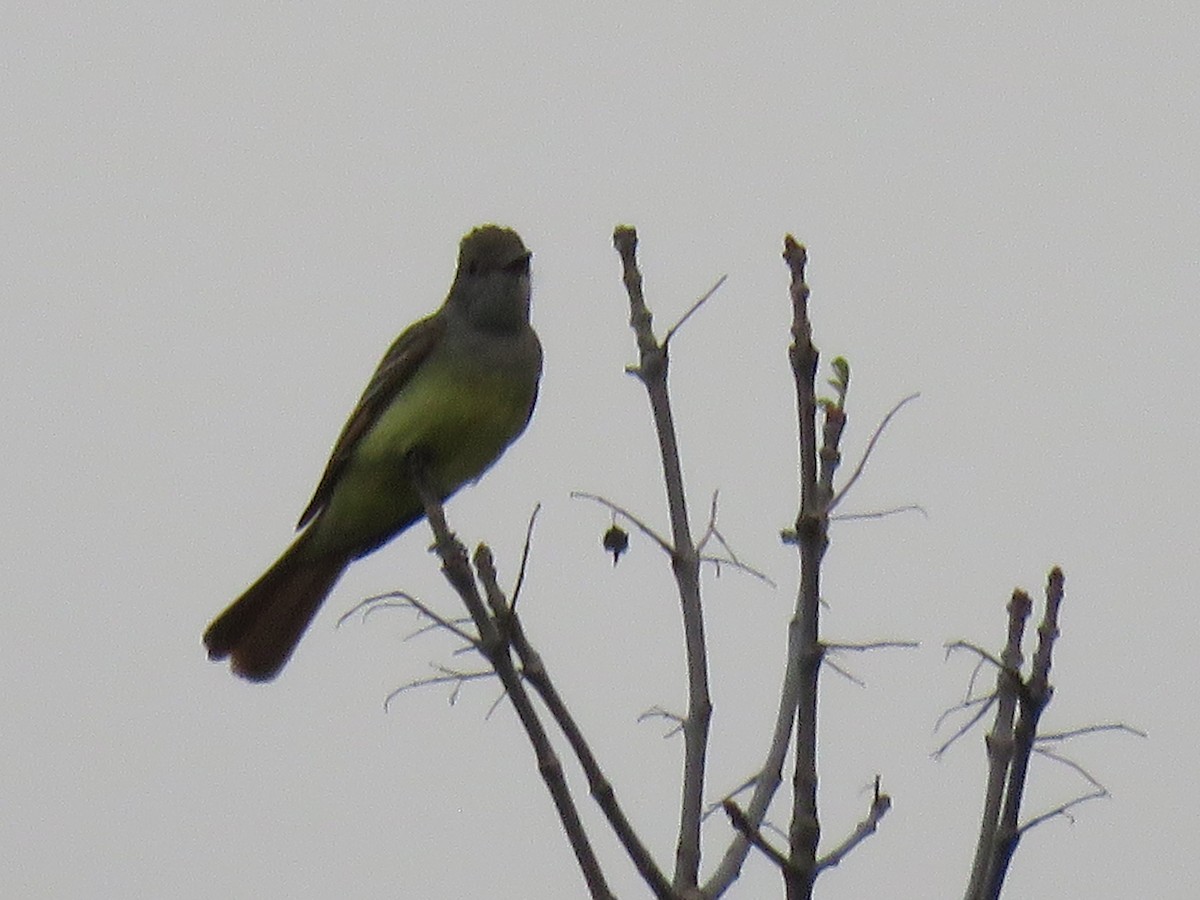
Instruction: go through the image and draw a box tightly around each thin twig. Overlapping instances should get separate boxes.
[704,775,760,821]
[723,800,795,875]
[831,504,928,522]
[1032,747,1106,790]
[826,640,921,652]
[822,657,866,687]
[945,640,1005,671]
[933,694,998,758]
[1037,723,1148,741]
[511,503,541,611]
[638,706,686,738]
[1018,789,1109,834]
[695,491,777,586]
[664,274,728,346]
[571,491,672,554]
[384,664,495,710]
[814,777,893,873]
[699,552,776,584]
[821,640,921,689]
[381,592,478,647]
[828,393,919,514]
[336,591,410,627]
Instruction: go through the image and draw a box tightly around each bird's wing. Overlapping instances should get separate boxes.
[296,312,446,530]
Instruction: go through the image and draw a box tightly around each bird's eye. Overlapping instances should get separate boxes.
[504,253,531,275]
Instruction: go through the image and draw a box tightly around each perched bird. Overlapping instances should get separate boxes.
[204,225,542,681]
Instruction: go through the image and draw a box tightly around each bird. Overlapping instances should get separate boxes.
[203,225,542,682]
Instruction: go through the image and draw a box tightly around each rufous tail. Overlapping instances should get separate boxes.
[204,531,347,682]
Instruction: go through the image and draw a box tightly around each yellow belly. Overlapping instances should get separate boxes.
[313,358,534,553]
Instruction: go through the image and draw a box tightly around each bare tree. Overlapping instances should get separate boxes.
[361,226,1135,898]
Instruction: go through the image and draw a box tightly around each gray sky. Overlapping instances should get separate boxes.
[4,3,1197,897]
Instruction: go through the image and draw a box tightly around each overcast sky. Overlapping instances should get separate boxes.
[4,3,1197,898]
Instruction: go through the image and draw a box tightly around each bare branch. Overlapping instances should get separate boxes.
[638,705,686,739]
[664,274,728,346]
[407,457,615,900]
[1033,747,1107,791]
[571,491,672,555]
[814,777,893,873]
[338,590,479,647]
[383,664,495,711]
[336,591,409,627]
[823,656,866,687]
[1037,723,1148,742]
[932,694,998,758]
[694,491,778,587]
[1027,568,1065,700]
[826,640,921,652]
[511,502,541,611]
[962,588,1032,900]
[934,689,995,735]
[708,235,828,900]
[508,610,674,899]
[704,774,760,821]
[699,551,777,585]
[473,544,511,622]
[821,640,920,689]
[974,578,1062,899]
[399,596,476,647]
[693,489,724,558]
[613,225,711,894]
[944,640,1005,671]
[831,504,928,522]
[782,235,828,900]
[1018,788,1109,835]
[722,800,795,875]
[828,393,920,514]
